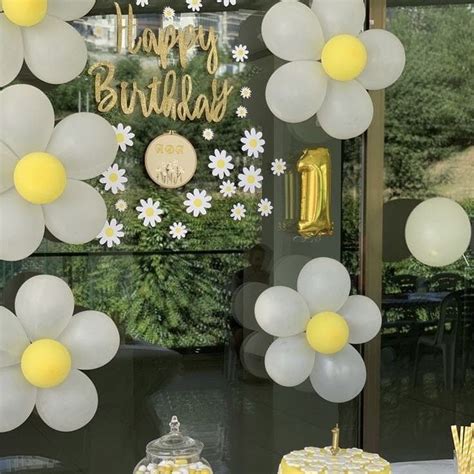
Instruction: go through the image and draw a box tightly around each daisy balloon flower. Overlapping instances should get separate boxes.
[0,275,120,432]
[262,0,406,139]
[0,85,118,261]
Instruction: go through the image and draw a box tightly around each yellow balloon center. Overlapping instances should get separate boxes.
[3,0,48,27]
[14,152,67,205]
[306,312,349,355]
[21,339,71,388]
[321,34,368,81]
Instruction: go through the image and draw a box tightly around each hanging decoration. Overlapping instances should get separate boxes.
[241,128,266,158]
[261,0,406,139]
[208,149,235,179]
[0,275,120,433]
[0,84,118,261]
[97,219,125,248]
[136,198,164,228]
[169,222,188,240]
[271,159,287,176]
[255,257,382,403]
[238,166,264,194]
[184,189,213,217]
[100,164,128,194]
[231,203,247,221]
[0,0,95,86]
[113,123,135,152]
[258,198,273,217]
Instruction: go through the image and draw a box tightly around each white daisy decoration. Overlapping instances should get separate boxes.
[113,124,135,152]
[184,189,212,218]
[217,0,237,7]
[186,0,203,12]
[232,44,249,63]
[136,198,164,227]
[241,128,266,159]
[169,222,188,240]
[99,164,128,194]
[236,106,248,119]
[98,219,124,248]
[258,198,273,217]
[136,0,149,7]
[208,150,234,180]
[238,165,263,194]
[271,159,287,176]
[163,6,175,19]
[241,87,252,99]
[203,128,214,141]
[231,203,246,221]
[219,180,237,198]
[115,199,128,212]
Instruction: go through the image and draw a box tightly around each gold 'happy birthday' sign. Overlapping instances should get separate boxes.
[88,3,234,122]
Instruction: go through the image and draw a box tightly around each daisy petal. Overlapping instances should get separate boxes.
[22,15,87,84]
[0,365,37,433]
[0,142,18,194]
[15,275,74,341]
[47,113,118,180]
[311,0,365,40]
[0,14,23,87]
[0,307,30,368]
[36,370,98,432]
[44,180,107,244]
[0,85,54,158]
[47,0,95,21]
[0,189,45,262]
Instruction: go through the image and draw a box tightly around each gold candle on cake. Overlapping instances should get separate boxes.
[330,424,340,455]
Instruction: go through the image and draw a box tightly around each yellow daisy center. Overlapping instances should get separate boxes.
[194,198,203,207]
[109,172,119,183]
[249,138,258,149]
[306,312,349,354]
[116,132,125,143]
[105,227,115,237]
[14,152,67,205]
[145,207,155,217]
[321,34,368,81]
[3,0,48,27]
[247,176,256,184]
[217,159,225,169]
[21,339,71,388]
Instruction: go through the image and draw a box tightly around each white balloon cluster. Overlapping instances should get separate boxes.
[255,258,382,403]
[262,0,406,139]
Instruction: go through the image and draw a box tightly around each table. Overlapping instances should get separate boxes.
[392,459,454,473]
[382,292,450,310]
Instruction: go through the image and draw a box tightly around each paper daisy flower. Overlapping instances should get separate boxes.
[208,150,234,180]
[258,198,273,217]
[262,0,406,139]
[169,222,188,240]
[217,0,237,7]
[236,106,248,119]
[163,6,175,19]
[241,128,266,159]
[0,275,120,432]
[136,0,149,6]
[219,181,237,198]
[113,124,135,152]
[186,0,203,12]
[115,199,128,212]
[0,0,94,86]
[238,165,263,194]
[100,164,128,194]
[136,198,164,227]
[231,203,246,221]
[232,44,249,63]
[240,87,252,99]
[271,159,287,176]
[184,189,212,217]
[0,85,118,261]
[202,128,214,141]
[255,258,382,403]
[98,219,124,248]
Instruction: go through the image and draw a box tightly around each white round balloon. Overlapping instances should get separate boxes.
[240,331,273,379]
[266,61,328,123]
[297,258,351,314]
[265,334,315,387]
[405,198,471,267]
[255,286,310,337]
[232,282,269,331]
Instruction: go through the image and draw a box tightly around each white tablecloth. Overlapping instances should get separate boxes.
[392,460,454,473]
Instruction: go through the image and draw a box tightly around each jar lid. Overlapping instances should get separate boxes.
[146,416,204,459]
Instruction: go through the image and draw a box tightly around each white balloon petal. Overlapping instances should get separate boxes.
[0,365,37,432]
[317,80,374,140]
[240,331,274,379]
[0,189,45,262]
[59,311,120,370]
[266,61,328,123]
[0,85,54,157]
[0,307,30,367]
[15,275,74,341]
[297,258,351,314]
[232,282,269,332]
[36,370,98,432]
[47,0,95,21]
[339,295,382,344]
[47,113,118,180]
[262,1,324,61]
[44,180,107,245]
[265,334,315,387]
[255,286,311,337]
[0,141,17,193]
[310,344,366,403]
[22,15,88,84]
[0,14,23,87]
[358,29,406,90]
[311,0,366,39]
[405,198,472,267]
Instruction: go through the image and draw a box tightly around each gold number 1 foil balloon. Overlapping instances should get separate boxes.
[297,148,334,238]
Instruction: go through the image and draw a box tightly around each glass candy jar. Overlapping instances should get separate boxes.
[134,416,213,474]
